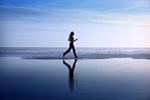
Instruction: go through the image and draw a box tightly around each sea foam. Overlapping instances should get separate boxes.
[0,47,150,59]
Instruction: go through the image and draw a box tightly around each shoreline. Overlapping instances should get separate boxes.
[1,56,150,60]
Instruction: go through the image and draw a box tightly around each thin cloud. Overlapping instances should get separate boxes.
[0,6,49,16]
[123,0,150,10]
[0,6,150,26]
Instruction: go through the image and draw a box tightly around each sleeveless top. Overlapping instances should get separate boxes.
[69,37,74,44]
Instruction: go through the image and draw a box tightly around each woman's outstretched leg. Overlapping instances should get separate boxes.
[63,43,72,57]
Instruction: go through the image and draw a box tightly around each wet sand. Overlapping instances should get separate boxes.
[0,57,150,100]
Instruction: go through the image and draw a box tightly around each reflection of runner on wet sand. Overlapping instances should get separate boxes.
[63,60,77,92]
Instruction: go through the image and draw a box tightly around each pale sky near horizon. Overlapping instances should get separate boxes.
[0,0,150,47]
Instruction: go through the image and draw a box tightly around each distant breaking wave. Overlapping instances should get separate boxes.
[0,47,150,59]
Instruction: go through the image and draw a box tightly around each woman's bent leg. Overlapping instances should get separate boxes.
[72,44,78,58]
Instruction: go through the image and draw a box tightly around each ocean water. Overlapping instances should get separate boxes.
[0,47,150,59]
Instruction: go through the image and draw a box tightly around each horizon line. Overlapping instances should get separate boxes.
[0,46,150,48]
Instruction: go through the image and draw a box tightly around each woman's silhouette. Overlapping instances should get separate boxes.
[63,31,78,58]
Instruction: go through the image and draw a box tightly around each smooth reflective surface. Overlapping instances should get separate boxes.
[0,57,150,100]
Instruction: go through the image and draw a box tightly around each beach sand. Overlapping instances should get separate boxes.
[0,57,150,100]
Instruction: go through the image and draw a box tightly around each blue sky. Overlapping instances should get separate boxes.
[0,0,150,47]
